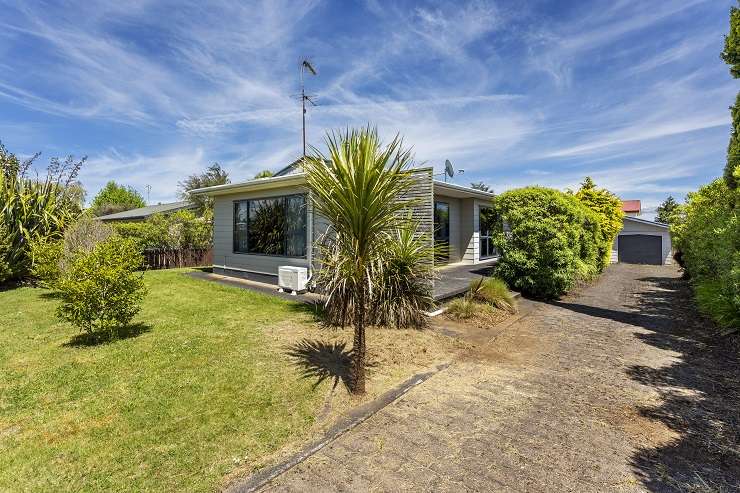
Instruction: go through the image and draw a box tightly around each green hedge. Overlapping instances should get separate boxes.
[113,210,211,250]
[491,186,605,299]
[671,175,739,329]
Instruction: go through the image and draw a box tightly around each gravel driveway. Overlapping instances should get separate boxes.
[253,264,740,492]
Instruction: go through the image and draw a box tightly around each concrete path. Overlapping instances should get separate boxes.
[256,264,740,492]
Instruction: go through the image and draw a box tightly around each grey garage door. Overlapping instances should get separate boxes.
[618,234,662,265]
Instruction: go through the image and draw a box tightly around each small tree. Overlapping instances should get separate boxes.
[178,163,230,215]
[304,127,414,394]
[90,181,145,216]
[574,177,624,270]
[721,3,740,189]
[56,236,147,339]
[655,195,680,224]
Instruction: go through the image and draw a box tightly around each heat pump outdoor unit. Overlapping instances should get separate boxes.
[278,266,308,295]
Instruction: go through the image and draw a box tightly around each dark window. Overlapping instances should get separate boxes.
[434,201,450,262]
[479,206,498,258]
[233,194,307,257]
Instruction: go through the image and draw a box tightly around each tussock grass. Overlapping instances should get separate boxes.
[470,276,518,313]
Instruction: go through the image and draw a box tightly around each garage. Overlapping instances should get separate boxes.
[611,216,672,266]
[618,234,662,264]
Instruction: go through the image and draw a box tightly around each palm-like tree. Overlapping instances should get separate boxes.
[304,127,414,394]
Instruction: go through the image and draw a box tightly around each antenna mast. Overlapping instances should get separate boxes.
[300,59,317,159]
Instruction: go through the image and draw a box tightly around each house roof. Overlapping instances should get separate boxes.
[189,173,307,196]
[190,168,494,201]
[433,180,495,200]
[273,158,304,177]
[622,215,669,229]
[621,199,641,213]
[96,201,195,221]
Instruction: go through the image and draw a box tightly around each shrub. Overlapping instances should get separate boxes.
[113,211,212,250]
[320,224,435,329]
[30,217,113,286]
[0,219,12,283]
[574,177,623,271]
[491,186,602,299]
[445,297,477,319]
[29,237,63,286]
[671,176,739,329]
[695,280,740,330]
[469,276,517,313]
[56,236,147,338]
[0,143,84,280]
[371,226,435,328]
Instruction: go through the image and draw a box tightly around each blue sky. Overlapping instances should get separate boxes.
[0,0,736,215]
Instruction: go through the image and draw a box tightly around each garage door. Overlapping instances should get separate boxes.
[618,235,662,265]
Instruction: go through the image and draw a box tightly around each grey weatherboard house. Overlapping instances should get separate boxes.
[191,161,498,284]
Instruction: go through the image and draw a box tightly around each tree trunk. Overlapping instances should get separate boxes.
[350,283,367,394]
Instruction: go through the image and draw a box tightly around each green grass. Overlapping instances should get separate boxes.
[0,270,325,492]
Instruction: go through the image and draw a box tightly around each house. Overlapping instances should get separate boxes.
[190,165,497,283]
[96,201,196,222]
[621,199,641,216]
[611,199,671,265]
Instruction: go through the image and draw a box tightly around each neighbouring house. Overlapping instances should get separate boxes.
[611,199,672,265]
[190,163,497,283]
[96,201,196,222]
[621,199,641,217]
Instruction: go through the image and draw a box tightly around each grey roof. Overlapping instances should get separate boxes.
[622,215,670,229]
[273,158,304,177]
[96,201,195,221]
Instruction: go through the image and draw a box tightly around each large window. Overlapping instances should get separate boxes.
[479,206,498,259]
[233,194,307,257]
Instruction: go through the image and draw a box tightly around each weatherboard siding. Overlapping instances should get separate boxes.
[211,168,434,278]
[212,185,310,277]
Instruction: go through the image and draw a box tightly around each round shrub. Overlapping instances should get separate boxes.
[55,236,147,339]
[491,186,602,299]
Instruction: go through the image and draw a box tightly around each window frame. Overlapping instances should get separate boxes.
[479,205,498,259]
[232,193,308,258]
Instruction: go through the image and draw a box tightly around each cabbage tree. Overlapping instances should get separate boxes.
[304,127,414,394]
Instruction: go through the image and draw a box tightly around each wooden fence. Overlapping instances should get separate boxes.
[143,248,213,270]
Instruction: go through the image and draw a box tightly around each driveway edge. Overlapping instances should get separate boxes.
[225,362,451,493]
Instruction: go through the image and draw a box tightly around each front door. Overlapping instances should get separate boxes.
[434,201,450,263]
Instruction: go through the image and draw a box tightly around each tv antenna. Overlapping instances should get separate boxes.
[145,184,151,204]
[299,59,317,159]
[436,159,464,182]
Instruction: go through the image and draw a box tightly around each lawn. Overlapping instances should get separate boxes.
[0,269,461,492]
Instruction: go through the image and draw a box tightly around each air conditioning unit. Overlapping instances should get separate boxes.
[278,266,308,295]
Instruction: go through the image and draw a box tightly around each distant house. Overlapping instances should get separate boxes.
[621,199,641,217]
[190,162,497,283]
[612,199,671,265]
[96,201,195,222]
